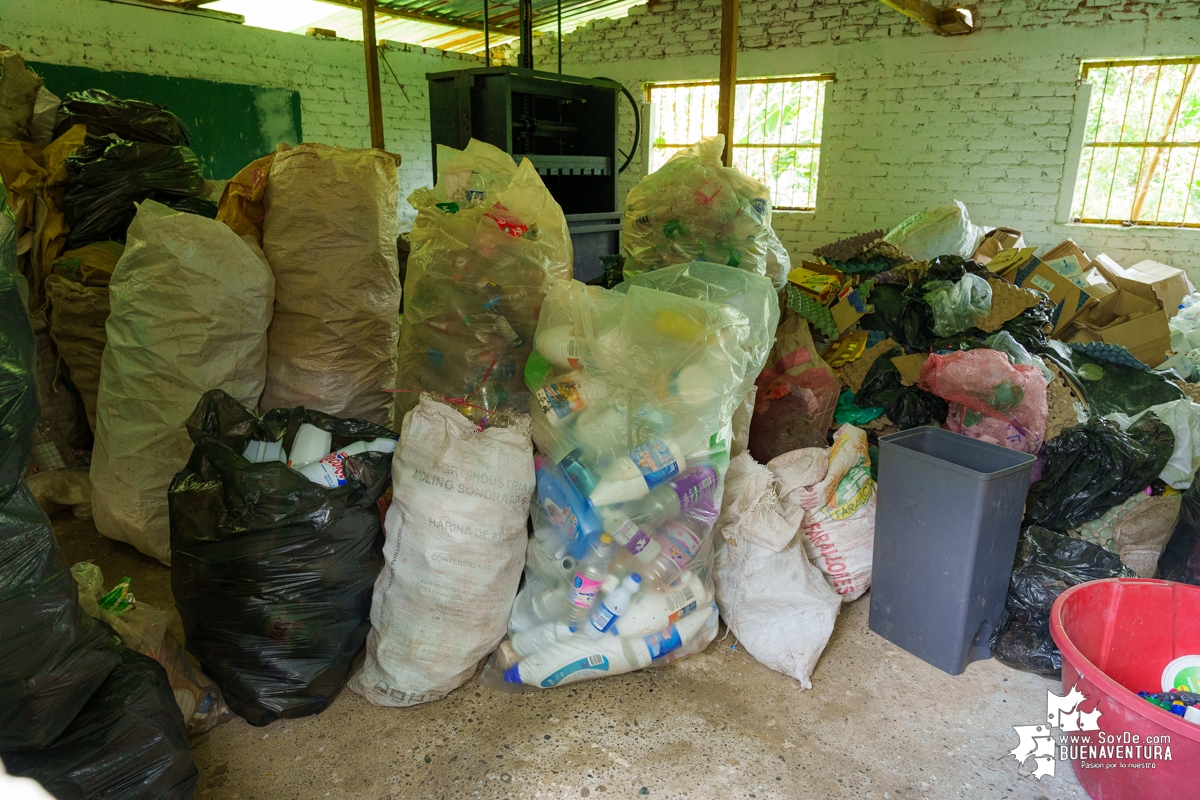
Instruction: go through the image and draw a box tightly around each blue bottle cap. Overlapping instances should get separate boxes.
[503,664,521,684]
[631,573,642,584]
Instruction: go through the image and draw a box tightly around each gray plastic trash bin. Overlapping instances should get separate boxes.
[870,427,1035,675]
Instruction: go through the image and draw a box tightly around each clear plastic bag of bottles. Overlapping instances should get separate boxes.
[481,262,778,690]
[621,136,772,281]
[394,139,573,422]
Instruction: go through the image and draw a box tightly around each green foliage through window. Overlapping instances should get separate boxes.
[1072,57,1200,227]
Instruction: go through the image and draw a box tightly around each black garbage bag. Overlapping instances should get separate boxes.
[3,642,198,800]
[62,134,205,248]
[53,89,190,146]
[169,389,395,727]
[1038,339,1182,417]
[0,269,38,501]
[0,268,120,751]
[1001,293,1054,351]
[858,283,907,343]
[1158,477,1200,585]
[853,346,948,429]
[1025,415,1175,531]
[990,526,1133,677]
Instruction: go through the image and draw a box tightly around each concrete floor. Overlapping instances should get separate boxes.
[55,515,1089,800]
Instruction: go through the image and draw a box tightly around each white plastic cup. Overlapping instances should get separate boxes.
[288,423,332,467]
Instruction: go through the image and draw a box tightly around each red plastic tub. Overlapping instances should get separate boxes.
[1050,578,1200,800]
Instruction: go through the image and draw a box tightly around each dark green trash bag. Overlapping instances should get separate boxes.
[169,389,395,727]
[0,268,119,752]
[3,642,198,800]
[990,526,1133,678]
[1024,415,1174,531]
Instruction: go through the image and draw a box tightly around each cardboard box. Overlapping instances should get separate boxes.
[1011,255,1098,334]
[829,283,869,332]
[973,227,1025,265]
[1071,289,1170,367]
[1041,239,1090,269]
[988,247,1038,281]
[787,265,841,304]
[1090,255,1191,318]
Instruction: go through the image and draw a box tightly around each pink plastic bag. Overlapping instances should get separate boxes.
[748,366,840,463]
[919,348,1047,454]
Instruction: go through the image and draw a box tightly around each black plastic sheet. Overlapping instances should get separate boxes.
[3,643,198,800]
[853,345,949,429]
[169,390,395,727]
[1025,415,1175,531]
[990,526,1132,677]
[1038,339,1182,418]
[62,134,205,249]
[0,268,120,751]
[1158,477,1200,586]
[54,89,190,147]
[0,269,37,501]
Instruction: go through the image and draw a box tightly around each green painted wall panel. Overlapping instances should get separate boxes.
[29,62,302,180]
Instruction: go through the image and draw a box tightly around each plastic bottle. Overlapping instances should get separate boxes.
[536,455,603,558]
[288,423,332,467]
[637,519,705,587]
[508,585,567,633]
[589,437,686,506]
[625,464,719,523]
[502,598,712,688]
[602,512,663,565]
[584,573,641,638]
[566,533,615,623]
[533,372,606,428]
[295,438,399,487]
[242,439,287,464]
[510,621,576,658]
[535,326,580,368]
[612,569,708,636]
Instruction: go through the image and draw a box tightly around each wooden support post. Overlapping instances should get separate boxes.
[717,0,738,167]
[362,0,385,149]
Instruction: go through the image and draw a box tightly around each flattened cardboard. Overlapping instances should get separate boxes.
[787,265,841,304]
[891,353,929,387]
[1040,239,1090,269]
[977,277,1042,333]
[973,227,1025,265]
[840,338,896,393]
[1123,259,1189,318]
[988,246,1038,280]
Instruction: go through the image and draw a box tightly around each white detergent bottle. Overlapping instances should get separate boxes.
[295,437,399,487]
[611,569,709,637]
[502,598,713,688]
[584,573,642,638]
[589,437,686,506]
[510,621,577,657]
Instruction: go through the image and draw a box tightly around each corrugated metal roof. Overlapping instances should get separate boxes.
[201,0,643,54]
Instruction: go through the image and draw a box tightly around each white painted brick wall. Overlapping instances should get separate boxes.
[536,0,1200,277]
[2,0,481,223]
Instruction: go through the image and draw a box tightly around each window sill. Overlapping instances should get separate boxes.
[773,209,817,217]
[1061,221,1200,234]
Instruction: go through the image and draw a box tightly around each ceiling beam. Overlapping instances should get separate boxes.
[878,0,975,35]
[318,0,523,37]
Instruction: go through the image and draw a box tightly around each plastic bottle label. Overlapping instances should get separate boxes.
[567,574,603,609]
[536,381,585,421]
[677,472,718,513]
[665,586,698,623]
[662,527,702,569]
[629,438,680,488]
[541,654,610,688]
[544,498,583,545]
[645,626,684,659]
[589,603,618,634]
[613,519,655,561]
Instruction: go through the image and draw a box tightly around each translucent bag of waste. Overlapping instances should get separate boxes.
[923,272,992,337]
[1169,293,1200,353]
[919,348,1048,454]
[983,331,1053,385]
[622,136,772,280]
[883,200,986,261]
[482,262,778,690]
[395,140,572,422]
[70,562,229,734]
